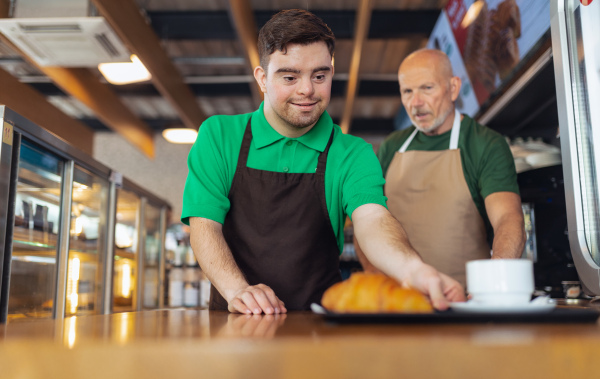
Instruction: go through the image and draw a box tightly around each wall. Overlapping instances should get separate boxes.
[93,132,192,226]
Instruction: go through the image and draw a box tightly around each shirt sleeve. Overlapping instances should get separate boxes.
[340,140,388,219]
[376,130,408,178]
[478,135,520,199]
[180,118,235,225]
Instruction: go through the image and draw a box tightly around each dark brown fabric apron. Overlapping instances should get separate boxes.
[209,119,342,311]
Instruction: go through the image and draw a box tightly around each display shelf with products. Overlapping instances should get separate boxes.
[5,140,63,321]
[64,165,109,317]
[112,188,140,313]
[1,106,172,322]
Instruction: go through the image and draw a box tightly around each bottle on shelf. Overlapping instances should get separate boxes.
[183,245,200,307]
[183,266,199,308]
[199,270,211,308]
[168,243,185,307]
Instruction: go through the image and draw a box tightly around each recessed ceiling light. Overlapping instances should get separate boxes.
[162,128,198,144]
[98,54,151,85]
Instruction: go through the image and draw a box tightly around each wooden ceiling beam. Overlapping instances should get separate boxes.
[0,66,95,155]
[92,0,206,130]
[0,0,9,18]
[340,0,373,134]
[228,0,263,108]
[40,66,156,158]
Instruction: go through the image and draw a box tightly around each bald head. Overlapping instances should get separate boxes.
[397,49,461,135]
[399,49,454,81]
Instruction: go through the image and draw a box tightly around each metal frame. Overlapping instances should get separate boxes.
[158,206,166,308]
[135,197,146,311]
[54,160,74,320]
[102,180,117,315]
[0,106,15,323]
[550,0,600,294]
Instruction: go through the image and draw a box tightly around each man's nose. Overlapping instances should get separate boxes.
[297,77,314,96]
[410,92,424,107]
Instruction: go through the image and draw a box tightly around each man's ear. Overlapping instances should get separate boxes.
[449,76,462,102]
[254,66,267,93]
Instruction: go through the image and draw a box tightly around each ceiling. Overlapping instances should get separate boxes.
[0,0,449,157]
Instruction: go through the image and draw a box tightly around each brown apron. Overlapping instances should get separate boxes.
[209,118,342,311]
[385,110,490,287]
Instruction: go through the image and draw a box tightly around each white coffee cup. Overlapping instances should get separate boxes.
[466,259,534,306]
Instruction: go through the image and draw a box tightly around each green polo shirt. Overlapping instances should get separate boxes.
[376,114,519,241]
[181,102,387,253]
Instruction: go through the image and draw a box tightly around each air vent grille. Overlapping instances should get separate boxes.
[95,33,119,57]
[0,17,130,67]
[18,23,82,33]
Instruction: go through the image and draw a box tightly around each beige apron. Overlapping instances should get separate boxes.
[385,110,490,287]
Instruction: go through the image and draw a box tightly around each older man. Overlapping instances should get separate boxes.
[356,49,525,288]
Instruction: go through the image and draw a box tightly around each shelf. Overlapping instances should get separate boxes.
[115,248,135,261]
[13,226,58,251]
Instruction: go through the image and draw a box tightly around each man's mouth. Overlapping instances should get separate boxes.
[291,100,319,110]
[413,111,430,120]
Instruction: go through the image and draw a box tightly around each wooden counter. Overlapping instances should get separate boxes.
[1,306,600,379]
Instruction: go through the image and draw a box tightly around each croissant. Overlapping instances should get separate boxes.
[321,272,433,313]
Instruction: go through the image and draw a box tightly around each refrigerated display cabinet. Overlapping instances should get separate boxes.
[551,0,600,296]
[0,106,170,323]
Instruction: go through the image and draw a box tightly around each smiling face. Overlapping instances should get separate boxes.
[398,50,461,135]
[254,41,333,138]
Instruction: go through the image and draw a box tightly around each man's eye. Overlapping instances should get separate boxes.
[283,76,296,82]
[314,74,325,81]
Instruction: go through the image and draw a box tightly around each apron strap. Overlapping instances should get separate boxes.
[398,128,418,153]
[398,109,462,152]
[449,109,461,150]
[316,129,335,176]
[237,117,253,169]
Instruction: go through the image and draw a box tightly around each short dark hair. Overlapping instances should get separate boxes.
[257,9,335,70]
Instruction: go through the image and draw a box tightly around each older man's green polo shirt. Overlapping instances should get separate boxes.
[181,103,387,253]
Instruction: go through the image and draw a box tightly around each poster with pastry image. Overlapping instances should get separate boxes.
[431,0,551,107]
[427,7,480,118]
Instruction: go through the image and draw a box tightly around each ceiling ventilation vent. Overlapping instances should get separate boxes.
[0,17,131,67]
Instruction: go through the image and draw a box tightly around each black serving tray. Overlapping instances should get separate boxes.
[312,305,600,324]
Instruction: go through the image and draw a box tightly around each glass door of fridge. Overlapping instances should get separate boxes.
[142,202,164,309]
[113,188,140,312]
[551,0,600,294]
[65,165,110,316]
[8,140,63,320]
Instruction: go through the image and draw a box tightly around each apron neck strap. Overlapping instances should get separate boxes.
[448,109,461,150]
[398,109,462,153]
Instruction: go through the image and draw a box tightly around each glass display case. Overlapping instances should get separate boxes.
[112,188,140,312]
[142,202,164,309]
[66,165,109,316]
[8,140,63,320]
[551,0,600,295]
[0,106,171,322]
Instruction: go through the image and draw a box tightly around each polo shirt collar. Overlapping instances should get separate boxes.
[251,102,334,153]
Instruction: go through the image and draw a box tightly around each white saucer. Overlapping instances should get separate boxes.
[449,300,556,314]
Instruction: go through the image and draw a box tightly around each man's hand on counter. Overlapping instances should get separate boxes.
[227,283,287,315]
[402,261,466,310]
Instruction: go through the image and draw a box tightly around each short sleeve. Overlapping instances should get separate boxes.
[376,137,395,177]
[376,130,410,178]
[340,141,388,219]
[478,135,519,199]
[181,118,236,225]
